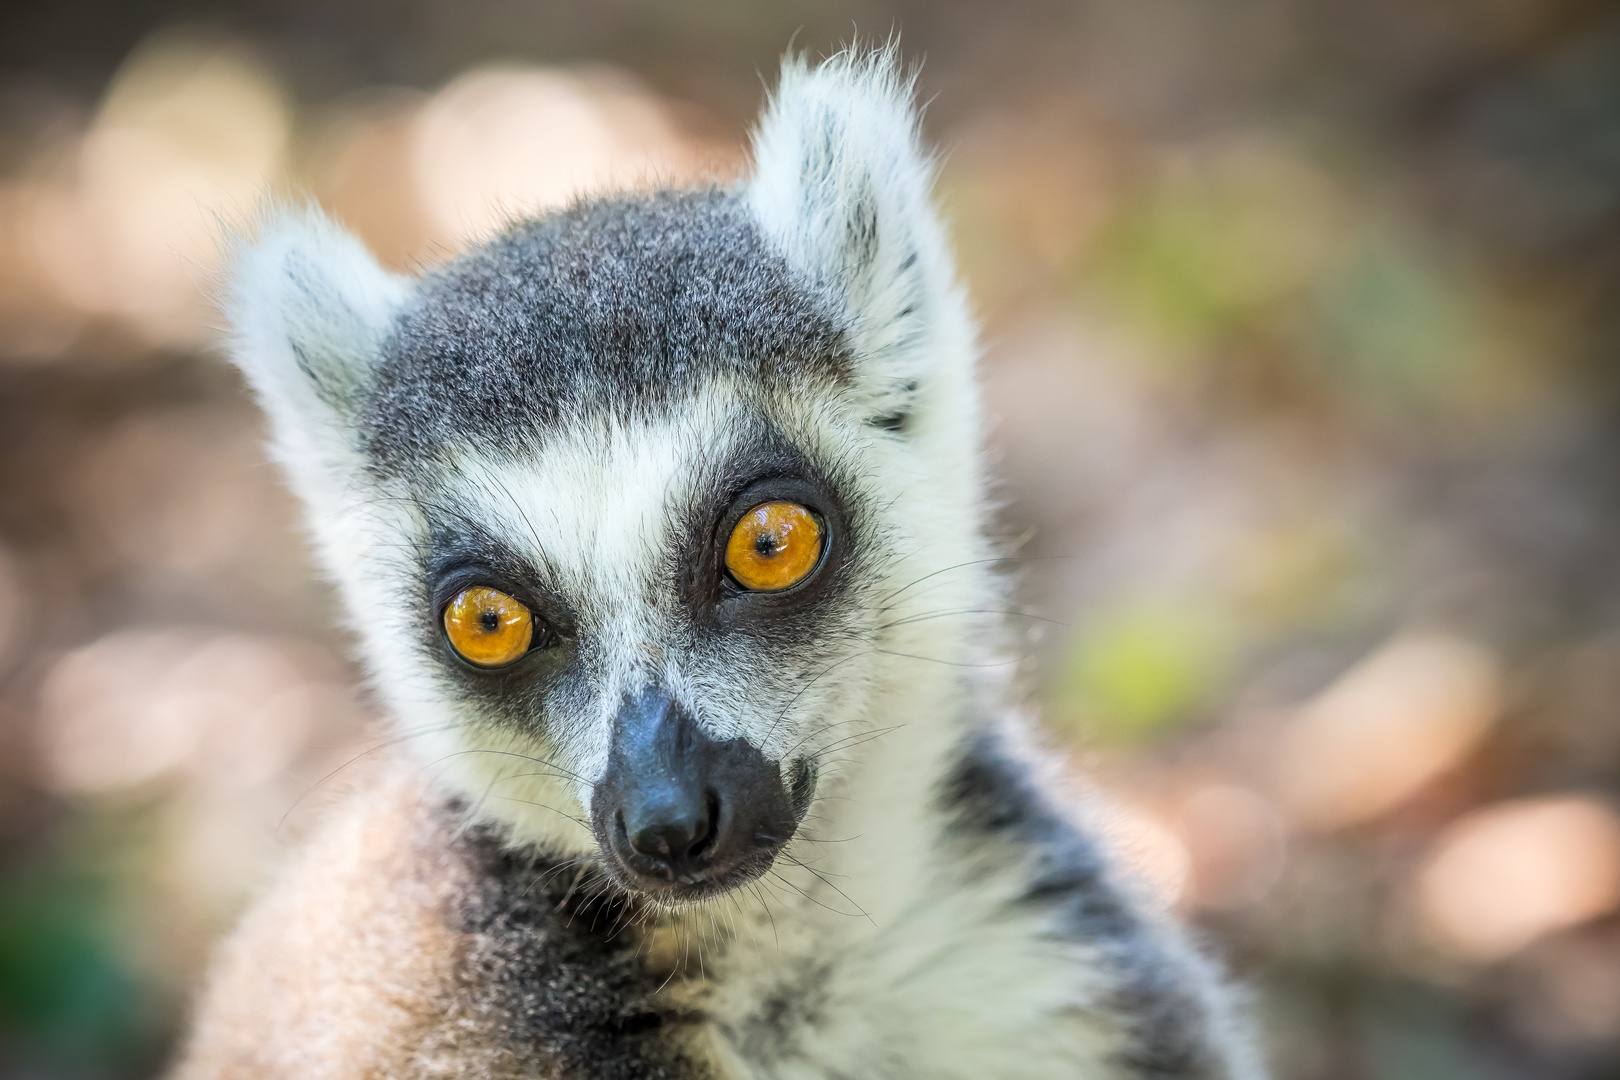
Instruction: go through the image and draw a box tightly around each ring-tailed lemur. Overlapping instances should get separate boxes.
[174,49,1265,1080]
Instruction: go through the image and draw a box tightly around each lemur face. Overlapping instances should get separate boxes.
[409,398,877,901]
[374,324,885,902]
[226,53,983,903]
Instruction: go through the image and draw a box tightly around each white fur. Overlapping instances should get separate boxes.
[748,47,980,436]
[225,207,408,475]
[223,207,419,617]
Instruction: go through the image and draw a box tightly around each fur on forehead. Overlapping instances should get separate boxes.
[361,187,852,478]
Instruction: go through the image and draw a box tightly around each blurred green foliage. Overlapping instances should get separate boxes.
[1305,237,1484,413]
[1090,156,1331,348]
[1054,602,1235,744]
[0,859,149,1076]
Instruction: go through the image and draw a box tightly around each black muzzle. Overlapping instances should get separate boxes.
[591,686,812,900]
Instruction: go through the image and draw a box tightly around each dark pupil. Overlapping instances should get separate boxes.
[479,608,500,632]
[754,530,779,557]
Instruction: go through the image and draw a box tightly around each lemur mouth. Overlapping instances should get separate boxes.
[590,687,814,902]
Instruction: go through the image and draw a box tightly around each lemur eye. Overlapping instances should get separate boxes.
[444,586,533,667]
[725,501,823,592]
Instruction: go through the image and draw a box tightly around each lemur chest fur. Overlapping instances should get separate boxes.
[175,734,1227,1080]
[705,729,1237,1080]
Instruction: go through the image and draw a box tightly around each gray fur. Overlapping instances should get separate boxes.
[363,189,850,477]
[447,810,712,1080]
[938,732,1239,1078]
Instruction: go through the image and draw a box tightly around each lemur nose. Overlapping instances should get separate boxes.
[593,685,801,894]
[622,786,716,872]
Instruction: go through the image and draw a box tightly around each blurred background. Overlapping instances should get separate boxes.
[1,1,1619,1076]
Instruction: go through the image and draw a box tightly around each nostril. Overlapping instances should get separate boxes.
[629,821,681,860]
[685,789,720,860]
[622,789,720,871]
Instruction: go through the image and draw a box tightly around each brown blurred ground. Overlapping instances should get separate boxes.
[2,2,1620,1077]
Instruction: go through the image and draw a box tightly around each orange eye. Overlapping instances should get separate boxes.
[443,586,533,667]
[725,501,823,592]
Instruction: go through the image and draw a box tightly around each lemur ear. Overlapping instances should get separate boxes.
[746,48,962,428]
[224,208,410,485]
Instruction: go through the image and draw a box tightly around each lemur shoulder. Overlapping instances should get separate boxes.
[174,49,1267,1080]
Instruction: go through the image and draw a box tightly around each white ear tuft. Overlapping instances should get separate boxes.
[746,47,962,422]
[223,207,410,480]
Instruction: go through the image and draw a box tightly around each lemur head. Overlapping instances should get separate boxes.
[226,50,987,904]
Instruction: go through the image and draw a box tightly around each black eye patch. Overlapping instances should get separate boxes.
[418,518,578,682]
